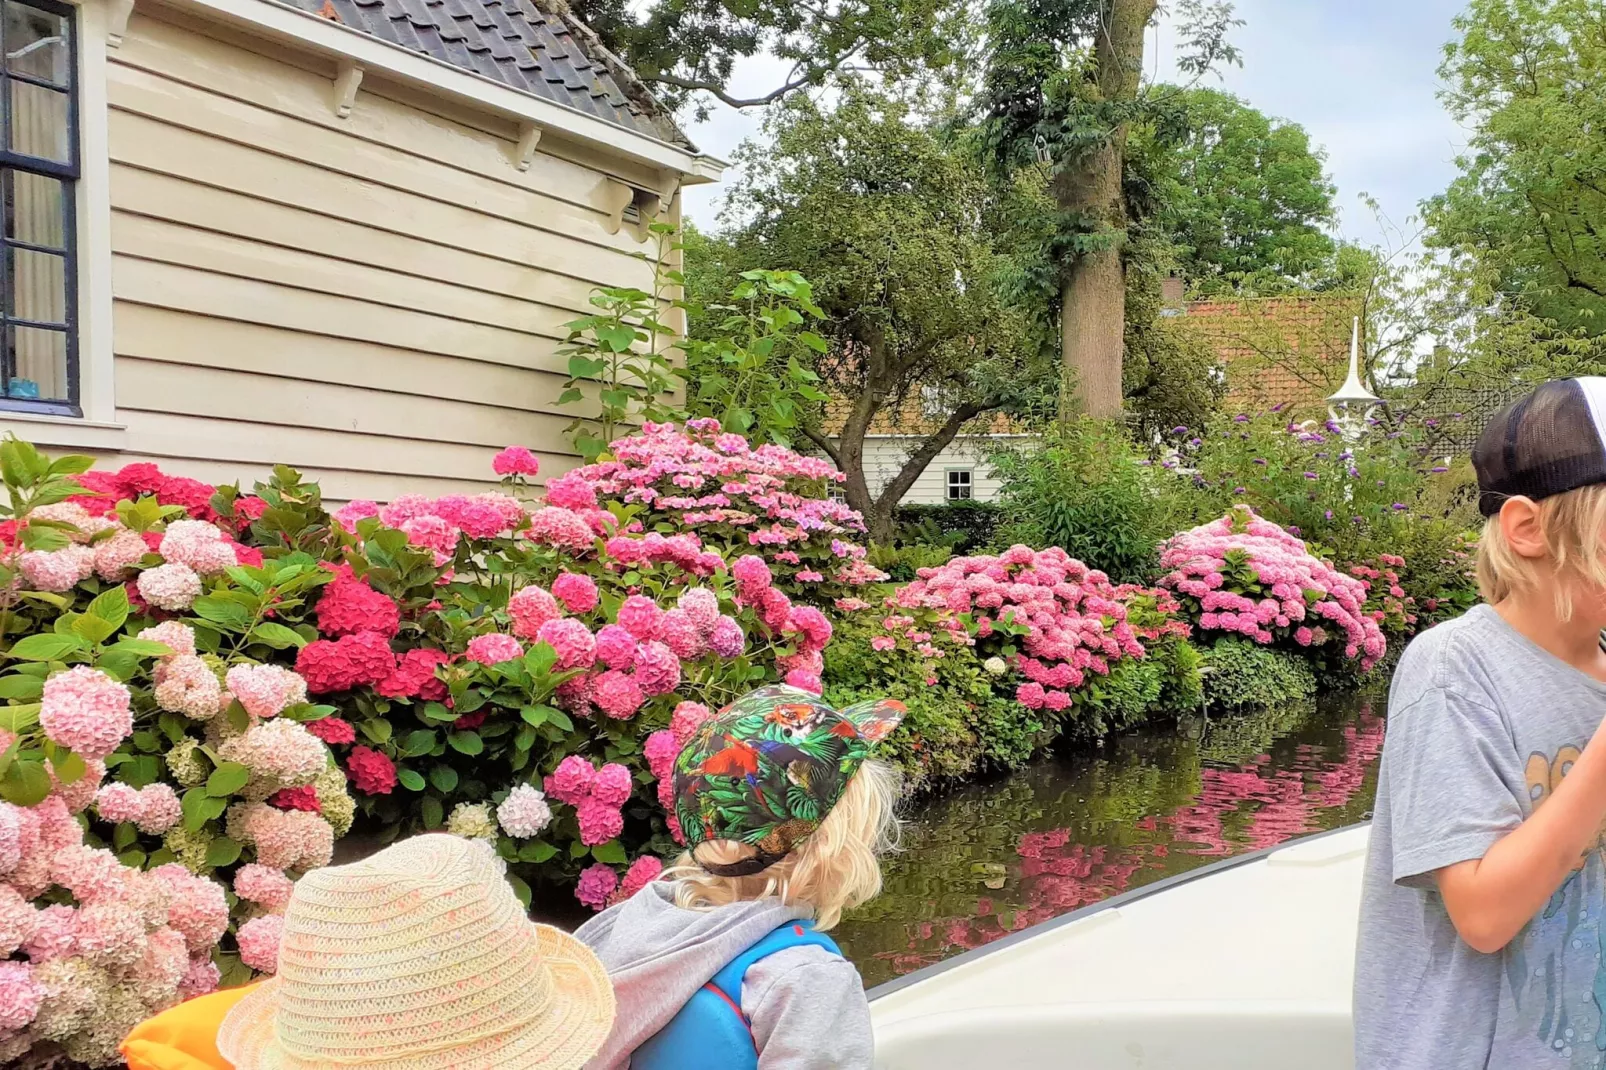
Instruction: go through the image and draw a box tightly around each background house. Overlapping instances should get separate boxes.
[832,285,1361,507]
[0,0,722,499]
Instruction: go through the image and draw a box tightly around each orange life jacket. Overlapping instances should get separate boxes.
[120,984,259,1070]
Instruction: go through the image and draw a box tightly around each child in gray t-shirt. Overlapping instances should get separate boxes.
[1355,378,1606,1069]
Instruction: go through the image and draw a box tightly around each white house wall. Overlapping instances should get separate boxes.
[846,436,1009,506]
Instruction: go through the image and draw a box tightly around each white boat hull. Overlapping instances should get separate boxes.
[869,824,1370,1069]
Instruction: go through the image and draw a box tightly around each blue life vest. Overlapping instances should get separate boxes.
[631,920,842,1070]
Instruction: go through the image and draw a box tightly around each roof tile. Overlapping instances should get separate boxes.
[269,0,690,148]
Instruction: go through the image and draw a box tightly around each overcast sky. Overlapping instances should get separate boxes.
[680,0,1472,253]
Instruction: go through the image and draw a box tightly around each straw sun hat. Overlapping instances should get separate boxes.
[217,833,614,1070]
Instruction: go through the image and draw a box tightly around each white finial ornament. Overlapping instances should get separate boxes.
[1328,317,1382,438]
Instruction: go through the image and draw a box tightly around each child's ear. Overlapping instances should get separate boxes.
[1499,496,1548,559]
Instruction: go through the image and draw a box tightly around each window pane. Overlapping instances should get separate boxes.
[7,169,63,247]
[9,323,66,399]
[9,79,68,163]
[9,245,64,322]
[5,1,67,84]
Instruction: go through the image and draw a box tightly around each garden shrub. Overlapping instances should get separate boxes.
[546,419,884,602]
[866,541,953,583]
[878,545,1194,726]
[893,501,1005,555]
[990,420,1176,583]
[1200,637,1318,710]
[823,612,1049,791]
[0,444,346,1066]
[0,421,887,1066]
[1158,505,1386,670]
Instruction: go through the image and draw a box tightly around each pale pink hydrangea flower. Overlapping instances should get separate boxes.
[93,527,150,581]
[0,885,36,957]
[22,903,76,962]
[333,499,380,534]
[0,959,43,1032]
[18,544,95,592]
[179,955,221,1000]
[219,720,328,788]
[40,667,132,759]
[225,664,309,719]
[94,782,144,825]
[159,519,235,574]
[137,561,203,611]
[236,914,285,973]
[496,784,552,838]
[240,806,335,872]
[154,654,222,721]
[232,863,294,913]
[138,620,197,657]
[151,864,230,953]
[135,783,182,835]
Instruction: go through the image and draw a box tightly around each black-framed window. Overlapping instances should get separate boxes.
[0,0,76,416]
[946,468,972,501]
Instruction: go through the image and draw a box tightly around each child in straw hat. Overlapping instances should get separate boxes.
[578,684,904,1070]
[121,833,615,1070]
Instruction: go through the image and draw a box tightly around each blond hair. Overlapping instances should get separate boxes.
[1476,483,1606,620]
[665,759,902,931]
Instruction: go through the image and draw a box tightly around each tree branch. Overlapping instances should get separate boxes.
[872,401,992,515]
[642,69,818,109]
[802,427,843,467]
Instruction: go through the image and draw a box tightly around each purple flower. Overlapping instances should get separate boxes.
[1190,437,1202,446]
[1287,526,1301,535]
[1349,467,1360,478]
[1391,503,1408,511]
[1271,403,1288,413]
[1233,486,1247,494]
[1234,414,1249,423]
[1253,458,1267,466]
[1303,472,1318,480]
[1425,418,1439,428]
[1431,465,1449,473]
[1325,510,1334,520]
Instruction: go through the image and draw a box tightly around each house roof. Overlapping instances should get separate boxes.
[277,0,693,149]
[1174,294,1363,413]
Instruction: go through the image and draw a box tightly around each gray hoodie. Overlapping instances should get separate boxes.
[575,882,874,1070]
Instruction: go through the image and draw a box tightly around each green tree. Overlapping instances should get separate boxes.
[1425,0,1606,331]
[978,0,1241,418]
[1135,87,1337,292]
[564,0,968,119]
[708,85,1050,543]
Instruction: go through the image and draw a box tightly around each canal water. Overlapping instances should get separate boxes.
[833,692,1385,988]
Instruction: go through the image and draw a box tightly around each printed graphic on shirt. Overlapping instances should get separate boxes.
[1508,746,1606,1067]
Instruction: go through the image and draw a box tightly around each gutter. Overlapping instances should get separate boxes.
[152,0,729,181]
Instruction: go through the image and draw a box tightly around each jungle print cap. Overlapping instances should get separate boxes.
[673,685,905,877]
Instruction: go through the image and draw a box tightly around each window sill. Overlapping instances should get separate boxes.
[0,410,127,451]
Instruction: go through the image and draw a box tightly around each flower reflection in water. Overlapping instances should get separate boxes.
[834,694,1384,986]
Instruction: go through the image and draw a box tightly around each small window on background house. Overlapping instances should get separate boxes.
[946,469,972,501]
[827,482,846,503]
[1,0,76,415]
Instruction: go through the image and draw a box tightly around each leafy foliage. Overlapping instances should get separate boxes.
[1200,636,1317,711]
[990,419,1178,583]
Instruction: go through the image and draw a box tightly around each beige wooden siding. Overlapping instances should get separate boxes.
[83,10,677,500]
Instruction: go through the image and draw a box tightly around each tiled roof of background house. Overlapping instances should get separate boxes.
[276,0,693,148]
[1175,294,1362,414]
[820,391,1021,438]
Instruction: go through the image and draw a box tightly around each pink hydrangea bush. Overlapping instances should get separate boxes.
[879,545,1191,716]
[1158,506,1387,669]
[552,420,884,600]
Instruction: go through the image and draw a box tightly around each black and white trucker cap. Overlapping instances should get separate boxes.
[1473,378,1606,517]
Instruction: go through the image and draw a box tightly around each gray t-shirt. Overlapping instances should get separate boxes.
[1355,604,1606,1069]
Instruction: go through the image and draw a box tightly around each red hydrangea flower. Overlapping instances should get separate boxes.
[316,576,401,638]
[453,710,486,730]
[156,476,219,520]
[297,633,397,694]
[267,785,322,813]
[346,745,397,795]
[376,647,450,701]
[306,717,356,745]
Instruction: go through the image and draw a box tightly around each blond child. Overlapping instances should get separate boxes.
[578,684,903,1070]
[1355,378,1606,1069]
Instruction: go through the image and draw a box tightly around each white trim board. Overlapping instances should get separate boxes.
[150,0,727,180]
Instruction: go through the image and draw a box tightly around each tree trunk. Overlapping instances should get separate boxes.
[1053,0,1156,420]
